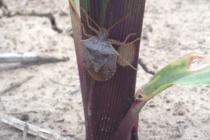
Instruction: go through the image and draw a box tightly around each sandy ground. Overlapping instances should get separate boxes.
[0,0,210,140]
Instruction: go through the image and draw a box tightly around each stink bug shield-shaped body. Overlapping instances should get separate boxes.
[82,29,117,81]
[81,8,139,81]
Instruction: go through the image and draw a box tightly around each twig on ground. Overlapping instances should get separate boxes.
[0,76,34,96]
[8,111,37,115]
[23,123,28,140]
[49,78,70,87]
[0,53,69,64]
[1,115,67,140]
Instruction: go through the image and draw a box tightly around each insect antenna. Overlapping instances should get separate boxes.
[107,15,129,33]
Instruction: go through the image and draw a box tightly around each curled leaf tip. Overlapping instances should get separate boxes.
[140,53,210,101]
[188,54,210,72]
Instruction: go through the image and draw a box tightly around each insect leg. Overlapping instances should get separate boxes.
[115,50,138,70]
[81,24,93,38]
[122,33,136,43]
[109,33,140,70]
[110,38,140,46]
[81,7,100,34]
[109,33,140,46]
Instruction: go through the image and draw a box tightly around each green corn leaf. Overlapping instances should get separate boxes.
[139,53,210,100]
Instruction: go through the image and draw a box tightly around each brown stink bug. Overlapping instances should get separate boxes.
[81,8,140,81]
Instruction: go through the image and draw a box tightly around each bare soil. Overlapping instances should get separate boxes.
[0,0,210,140]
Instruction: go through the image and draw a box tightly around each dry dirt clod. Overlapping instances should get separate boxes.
[20,114,29,121]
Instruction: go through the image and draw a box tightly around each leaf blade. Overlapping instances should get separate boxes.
[140,53,210,100]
